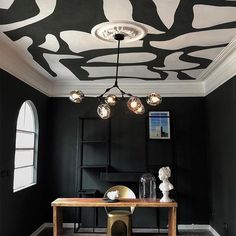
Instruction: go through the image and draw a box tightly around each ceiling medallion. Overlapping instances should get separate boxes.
[91,21,147,42]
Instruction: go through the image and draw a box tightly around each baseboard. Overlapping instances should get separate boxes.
[30,223,51,236]
[178,224,210,230]
[178,225,220,236]
[209,225,221,236]
[31,223,221,236]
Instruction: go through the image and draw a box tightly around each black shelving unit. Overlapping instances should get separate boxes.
[74,117,111,232]
[100,172,143,182]
[74,189,99,233]
[80,165,109,169]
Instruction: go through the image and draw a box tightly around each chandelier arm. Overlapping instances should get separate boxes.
[97,85,115,99]
[97,85,132,99]
[116,86,133,97]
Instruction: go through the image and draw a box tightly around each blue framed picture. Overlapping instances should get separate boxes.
[149,111,170,139]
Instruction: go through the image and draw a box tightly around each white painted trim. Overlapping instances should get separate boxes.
[198,35,236,83]
[50,35,236,97]
[44,223,53,227]
[209,225,221,236]
[0,32,53,96]
[42,33,236,97]
[178,225,221,236]
[202,35,236,96]
[178,224,210,230]
[31,223,221,235]
[1,31,236,98]
[30,223,49,236]
[51,80,204,97]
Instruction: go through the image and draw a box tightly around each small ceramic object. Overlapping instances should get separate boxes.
[107,190,119,200]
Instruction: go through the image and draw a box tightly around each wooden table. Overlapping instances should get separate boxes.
[51,198,177,236]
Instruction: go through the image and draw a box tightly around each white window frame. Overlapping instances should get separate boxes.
[13,100,39,192]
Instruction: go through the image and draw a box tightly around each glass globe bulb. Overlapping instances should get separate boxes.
[97,104,111,119]
[105,94,117,106]
[146,93,162,106]
[131,101,138,108]
[127,96,142,112]
[134,103,145,115]
[69,90,84,103]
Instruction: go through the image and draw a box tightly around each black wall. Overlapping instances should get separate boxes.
[0,70,50,236]
[0,68,213,234]
[206,76,236,236]
[49,96,208,227]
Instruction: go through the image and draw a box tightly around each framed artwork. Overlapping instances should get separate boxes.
[149,111,170,139]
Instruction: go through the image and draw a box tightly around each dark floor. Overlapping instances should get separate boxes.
[38,227,213,236]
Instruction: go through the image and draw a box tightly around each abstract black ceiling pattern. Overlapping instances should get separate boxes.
[0,0,236,81]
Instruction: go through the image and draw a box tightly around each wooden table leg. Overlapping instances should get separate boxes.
[53,206,63,236]
[168,207,177,236]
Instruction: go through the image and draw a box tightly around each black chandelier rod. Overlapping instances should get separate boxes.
[97,34,133,101]
[114,38,121,87]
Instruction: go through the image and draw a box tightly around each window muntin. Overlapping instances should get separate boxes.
[14,150,34,168]
[13,101,39,192]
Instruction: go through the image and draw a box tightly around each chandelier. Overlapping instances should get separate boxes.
[69,23,162,119]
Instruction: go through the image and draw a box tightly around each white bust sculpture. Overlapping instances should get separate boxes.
[158,166,174,202]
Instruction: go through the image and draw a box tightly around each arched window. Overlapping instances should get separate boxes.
[13,101,39,192]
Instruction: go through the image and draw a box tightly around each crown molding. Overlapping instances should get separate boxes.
[51,79,204,97]
[201,35,236,96]
[1,31,236,98]
[0,32,52,96]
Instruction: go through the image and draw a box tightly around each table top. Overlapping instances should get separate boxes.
[51,198,178,208]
